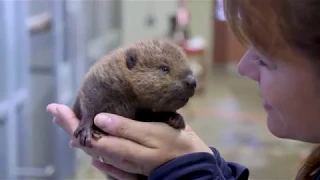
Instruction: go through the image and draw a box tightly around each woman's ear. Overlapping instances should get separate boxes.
[125,49,137,70]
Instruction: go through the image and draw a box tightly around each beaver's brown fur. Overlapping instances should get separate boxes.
[72,39,196,149]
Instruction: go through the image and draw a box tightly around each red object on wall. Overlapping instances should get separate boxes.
[212,0,247,67]
[179,40,205,56]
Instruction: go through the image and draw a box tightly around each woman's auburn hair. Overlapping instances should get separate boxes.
[223,0,320,179]
[223,0,320,62]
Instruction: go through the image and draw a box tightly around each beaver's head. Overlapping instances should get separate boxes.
[123,39,196,111]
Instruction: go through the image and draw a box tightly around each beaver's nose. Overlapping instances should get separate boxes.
[185,76,197,89]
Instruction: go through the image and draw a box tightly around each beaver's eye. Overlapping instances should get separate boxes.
[160,65,169,72]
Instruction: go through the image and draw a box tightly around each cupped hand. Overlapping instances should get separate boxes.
[46,103,139,180]
[46,103,213,177]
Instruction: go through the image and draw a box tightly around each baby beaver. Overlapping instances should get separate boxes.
[72,39,197,148]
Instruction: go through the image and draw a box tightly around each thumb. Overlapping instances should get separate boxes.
[184,124,194,132]
[93,113,163,146]
[93,113,145,139]
[93,113,114,132]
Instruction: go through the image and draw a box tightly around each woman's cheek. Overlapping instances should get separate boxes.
[260,71,287,111]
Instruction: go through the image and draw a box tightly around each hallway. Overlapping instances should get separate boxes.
[74,68,314,180]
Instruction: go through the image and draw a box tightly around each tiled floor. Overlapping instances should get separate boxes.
[73,68,314,180]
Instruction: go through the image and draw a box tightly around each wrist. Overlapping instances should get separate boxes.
[151,146,214,173]
[149,151,218,179]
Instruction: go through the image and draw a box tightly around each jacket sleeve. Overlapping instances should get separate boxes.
[148,147,249,180]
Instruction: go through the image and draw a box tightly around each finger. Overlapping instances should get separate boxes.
[93,113,175,147]
[47,103,79,136]
[91,159,138,180]
[90,135,151,174]
[70,135,149,174]
[47,104,71,132]
[56,104,79,136]
[185,124,193,132]
[46,103,59,115]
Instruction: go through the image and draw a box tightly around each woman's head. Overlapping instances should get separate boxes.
[224,0,320,178]
[224,0,320,143]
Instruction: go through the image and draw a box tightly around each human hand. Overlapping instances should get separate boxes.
[46,103,213,177]
[46,103,139,180]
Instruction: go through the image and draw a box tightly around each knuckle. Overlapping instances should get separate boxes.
[139,129,153,144]
[107,167,118,176]
[139,165,148,175]
[115,125,129,137]
[143,127,153,138]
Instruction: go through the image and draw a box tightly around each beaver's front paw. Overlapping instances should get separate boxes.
[74,122,103,147]
[167,113,186,129]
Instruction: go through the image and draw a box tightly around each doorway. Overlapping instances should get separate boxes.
[212,0,247,69]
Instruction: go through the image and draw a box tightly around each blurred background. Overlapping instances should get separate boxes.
[0,0,315,179]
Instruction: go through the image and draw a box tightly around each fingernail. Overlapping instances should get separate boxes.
[53,117,57,124]
[95,114,112,128]
[55,107,60,114]
[46,104,57,113]
[69,140,76,148]
[55,107,64,118]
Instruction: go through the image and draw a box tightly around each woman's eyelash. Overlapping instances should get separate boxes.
[253,55,268,67]
[257,59,268,66]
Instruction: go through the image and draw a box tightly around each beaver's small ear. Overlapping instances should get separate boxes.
[125,49,137,70]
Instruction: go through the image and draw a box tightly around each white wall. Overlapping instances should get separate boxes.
[120,0,177,45]
[120,0,213,65]
[187,0,213,66]
[187,0,213,44]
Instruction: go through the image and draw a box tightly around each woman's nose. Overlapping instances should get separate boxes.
[237,50,260,82]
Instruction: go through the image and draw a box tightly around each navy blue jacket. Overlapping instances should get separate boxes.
[149,147,249,180]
